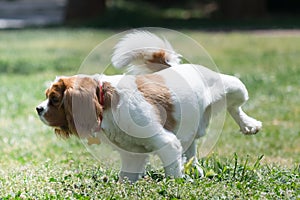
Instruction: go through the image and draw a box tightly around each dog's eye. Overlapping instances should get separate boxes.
[50,96,60,104]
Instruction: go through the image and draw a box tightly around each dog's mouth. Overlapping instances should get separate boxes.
[36,103,49,124]
[38,114,50,126]
[36,109,55,128]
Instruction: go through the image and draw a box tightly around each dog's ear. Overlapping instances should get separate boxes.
[63,80,103,138]
[61,87,78,138]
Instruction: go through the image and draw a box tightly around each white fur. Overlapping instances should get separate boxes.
[104,31,262,182]
[37,31,262,183]
[97,65,261,182]
[37,99,50,125]
[112,31,181,74]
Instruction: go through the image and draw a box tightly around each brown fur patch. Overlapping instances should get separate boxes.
[135,74,176,131]
[146,51,171,72]
[149,51,170,66]
[64,76,103,138]
[102,81,119,109]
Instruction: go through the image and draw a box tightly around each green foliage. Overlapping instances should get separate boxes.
[0,153,298,199]
[0,29,112,74]
[0,29,299,199]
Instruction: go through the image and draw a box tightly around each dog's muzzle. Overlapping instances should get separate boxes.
[36,106,44,116]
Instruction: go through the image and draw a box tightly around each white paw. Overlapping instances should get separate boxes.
[194,164,204,178]
[240,117,262,135]
[184,157,204,178]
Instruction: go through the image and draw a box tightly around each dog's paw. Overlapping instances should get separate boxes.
[240,117,262,135]
[184,157,204,178]
[194,165,204,178]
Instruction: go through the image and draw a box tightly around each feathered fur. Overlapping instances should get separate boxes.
[112,31,181,74]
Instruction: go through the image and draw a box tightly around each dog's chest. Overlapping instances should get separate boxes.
[100,109,153,153]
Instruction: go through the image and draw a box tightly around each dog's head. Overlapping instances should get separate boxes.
[36,75,114,138]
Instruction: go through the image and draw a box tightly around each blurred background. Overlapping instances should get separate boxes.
[0,0,300,29]
[0,1,299,197]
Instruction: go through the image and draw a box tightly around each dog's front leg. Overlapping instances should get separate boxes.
[118,151,149,183]
[151,131,183,178]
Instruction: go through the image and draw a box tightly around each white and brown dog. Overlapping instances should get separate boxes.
[36,31,262,182]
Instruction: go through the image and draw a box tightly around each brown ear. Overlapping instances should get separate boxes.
[62,87,78,138]
[63,82,102,138]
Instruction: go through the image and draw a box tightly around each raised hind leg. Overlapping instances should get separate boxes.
[224,75,262,134]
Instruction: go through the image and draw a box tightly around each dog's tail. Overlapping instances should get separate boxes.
[112,31,181,74]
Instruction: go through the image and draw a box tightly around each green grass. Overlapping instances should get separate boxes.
[0,29,299,199]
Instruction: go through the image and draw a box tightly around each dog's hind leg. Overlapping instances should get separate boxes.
[184,140,204,177]
[223,75,262,134]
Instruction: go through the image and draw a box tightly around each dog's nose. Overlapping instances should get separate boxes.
[36,106,44,115]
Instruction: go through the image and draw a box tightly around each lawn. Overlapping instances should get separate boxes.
[0,29,299,199]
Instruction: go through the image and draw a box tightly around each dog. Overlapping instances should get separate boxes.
[36,31,262,182]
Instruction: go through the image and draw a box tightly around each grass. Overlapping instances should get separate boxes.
[0,28,299,199]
